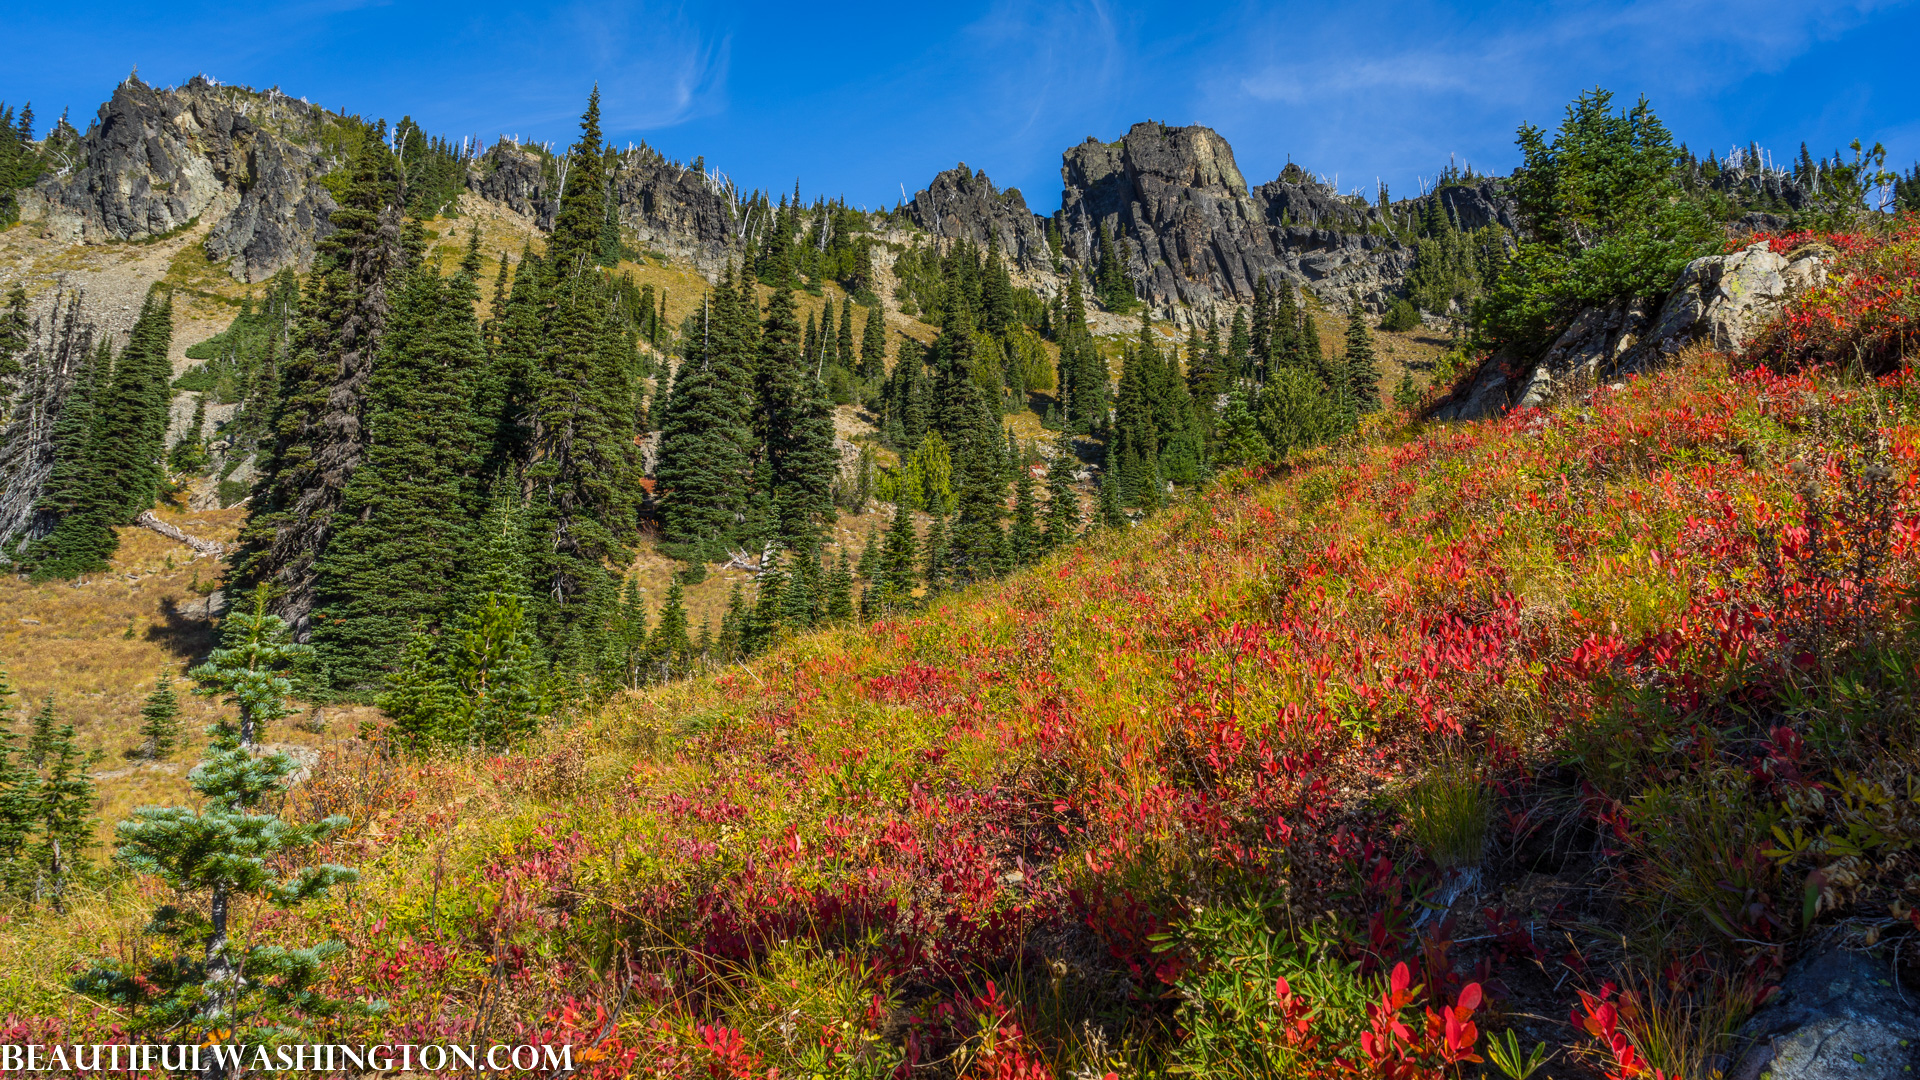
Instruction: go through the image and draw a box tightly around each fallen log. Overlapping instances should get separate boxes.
[135,510,227,556]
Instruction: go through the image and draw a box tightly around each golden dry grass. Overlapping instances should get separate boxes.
[0,506,359,844]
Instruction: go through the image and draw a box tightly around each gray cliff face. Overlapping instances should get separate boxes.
[35,76,340,282]
[469,143,553,228]
[907,166,1052,275]
[34,80,749,284]
[467,143,743,273]
[613,156,743,275]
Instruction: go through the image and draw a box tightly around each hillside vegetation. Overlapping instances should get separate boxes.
[6,221,1918,1080]
[2,80,1919,1079]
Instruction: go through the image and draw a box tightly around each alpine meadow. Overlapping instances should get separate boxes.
[2,39,1920,1080]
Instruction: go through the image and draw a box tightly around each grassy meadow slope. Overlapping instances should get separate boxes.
[3,224,1917,1079]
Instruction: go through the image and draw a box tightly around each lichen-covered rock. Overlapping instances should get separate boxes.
[1627,241,1829,362]
[1515,299,1650,409]
[1729,946,1919,1080]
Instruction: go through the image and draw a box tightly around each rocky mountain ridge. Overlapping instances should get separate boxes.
[20,79,1504,320]
[910,121,1522,322]
[19,76,746,284]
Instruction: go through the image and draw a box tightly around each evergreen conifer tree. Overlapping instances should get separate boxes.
[1342,302,1381,412]
[525,268,644,641]
[921,510,949,594]
[76,654,356,1061]
[137,673,182,760]
[856,524,881,580]
[758,288,837,550]
[91,288,175,520]
[1008,462,1040,568]
[383,488,545,748]
[550,88,610,271]
[32,718,93,911]
[866,499,920,617]
[1094,221,1133,311]
[648,581,691,681]
[170,393,211,475]
[26,693,57,768]
[1042,432,1081,550]
[308,252,485,689]
[837,297,857,372]
[1098,473,1127,529]
[823,553,855,622]
[190,585,314,749]
[1214,388,1273,467]
[231,135,403,635]
[657,274,758,559]
[717,582,748,661]
[857,301,886,380]
[23,340,117,579]
[1257,368,1343,460]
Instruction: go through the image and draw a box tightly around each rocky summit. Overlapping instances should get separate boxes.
[22,78,1517,314]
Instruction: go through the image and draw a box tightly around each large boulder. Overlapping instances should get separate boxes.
[1429,242,1829,421]
[1627,241,1828,361]
[1729,946,1920,1080]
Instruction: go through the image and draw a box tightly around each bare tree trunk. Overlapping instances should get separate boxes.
[203,882,234,1080]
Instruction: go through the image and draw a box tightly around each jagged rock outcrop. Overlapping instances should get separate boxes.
[611,155,745,275]
[32,76,340,281]
[466,143,743,274]
[894,122,1528,320]
[1430,241,1829,420]
[1432,179,1519,233]
[907,165,1052,275]
[469,142,553,227]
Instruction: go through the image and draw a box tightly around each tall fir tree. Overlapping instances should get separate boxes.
[1343,301,1382,412]
[655,275,757,559]
[232,135,403,636]
[32,717,93,911]
[525,269,645,642]
[921,510,949,595]
[383,486,545,749]
[857,300,886,380]
[21,339,115,579]
[836,297,857,373]
[867,498,920,618]
[758,287,837,550]
[308,250,485,689]
[1042,432,1081,551]
[77,596,356,1061]
[1008,461,1040,568]
[549,87,610,271]
[89,289,175,519]
[647,581,692,681]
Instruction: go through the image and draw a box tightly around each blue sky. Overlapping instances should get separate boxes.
[6,0,1916,213]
